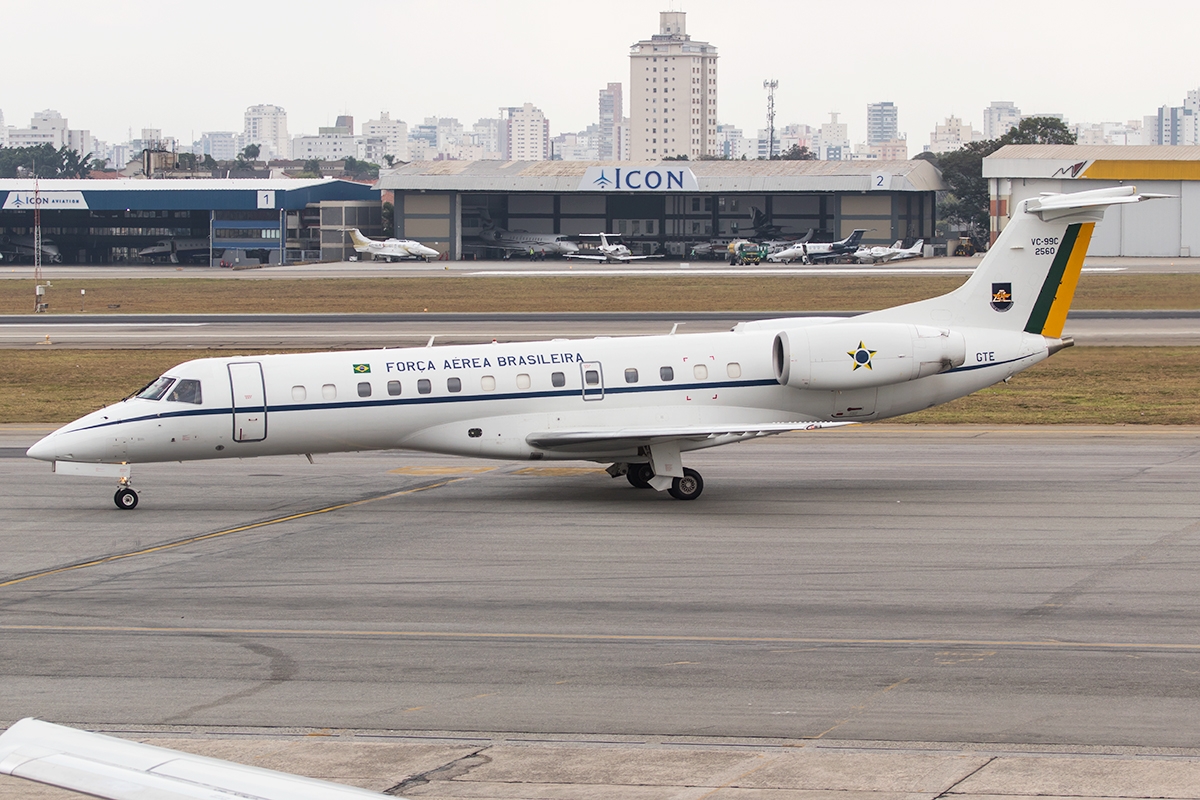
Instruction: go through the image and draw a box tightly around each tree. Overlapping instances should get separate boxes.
[662,153,689,161]
[240,143,261,161]
[382,154,396,167]
[1000,116,1076,145]
[925,116,1077,247]
[0,144,90,178]
[201,154,218,169]
[176,152,198,171]
[775,144,817,161]
[89,157,110,172]
[342,157,380,180]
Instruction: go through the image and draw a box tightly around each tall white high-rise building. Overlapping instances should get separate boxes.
[500,104,549,161]
[983,101,1022,139]
[866,102,898,145]
[362,112,409,162]
[599,83,623,161]
[243,104,289,159]
[813,112,850,160]
[628,10,718,160]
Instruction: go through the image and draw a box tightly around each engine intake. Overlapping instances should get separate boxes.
[773,323,966,390]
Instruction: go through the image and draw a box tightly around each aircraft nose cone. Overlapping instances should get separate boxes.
[26,432,59,462]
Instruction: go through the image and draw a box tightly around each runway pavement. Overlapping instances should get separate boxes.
[3,425,1200,743]
[2,254,1199,280]
[2,309,1199,348]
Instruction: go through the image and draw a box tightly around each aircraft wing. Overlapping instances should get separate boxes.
[564,253,610,261]
[0,718,388,800]
[615,254,666,261]
[527,420,854,451]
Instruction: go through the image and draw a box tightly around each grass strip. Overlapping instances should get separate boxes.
[2,273,1200,315]
[3,346,1197,425]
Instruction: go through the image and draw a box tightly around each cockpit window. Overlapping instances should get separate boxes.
[136,376,176,401]
[167,379,202,404]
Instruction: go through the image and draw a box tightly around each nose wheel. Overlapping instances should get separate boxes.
[114,486,139,510]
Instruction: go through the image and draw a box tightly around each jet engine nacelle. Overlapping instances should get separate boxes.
[773,323,967,390]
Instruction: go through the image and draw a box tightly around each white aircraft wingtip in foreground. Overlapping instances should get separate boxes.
[27,186,1162,508]
[0,718,392,799]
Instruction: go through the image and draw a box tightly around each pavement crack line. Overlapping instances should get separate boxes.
[1022,520,1200,619]
[385,747,492,795]
[159,641,297,724]
[934,755,997,799]
[808,677,912,741]
[0,476,470,590]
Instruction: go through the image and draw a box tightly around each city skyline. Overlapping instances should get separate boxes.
[3,0,1197,151]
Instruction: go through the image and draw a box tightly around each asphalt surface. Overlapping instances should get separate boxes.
[2,254,1200,279]
[2,309,1198,348]
[4,424,1200,797]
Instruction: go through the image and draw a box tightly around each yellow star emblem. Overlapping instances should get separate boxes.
[848,341,876,371]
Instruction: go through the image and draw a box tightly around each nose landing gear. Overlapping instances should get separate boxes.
[114,477,138,510]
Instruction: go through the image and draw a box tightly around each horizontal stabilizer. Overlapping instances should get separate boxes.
[1026,186,1170,221]
[0,718,389,800]
[527,420,854,450]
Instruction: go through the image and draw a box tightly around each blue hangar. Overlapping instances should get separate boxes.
[0,178,380,265]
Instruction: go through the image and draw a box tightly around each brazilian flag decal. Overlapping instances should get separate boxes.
[353,364,371,374]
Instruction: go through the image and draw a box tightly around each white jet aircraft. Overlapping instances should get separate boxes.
[853,239,925,264]
[26,186,1159,509]
[137,238,211,264]
[565,233,666,263]
[471,213,580,258]
[766,229,867,264]
[347,228,439,262]
[0,718,387,800]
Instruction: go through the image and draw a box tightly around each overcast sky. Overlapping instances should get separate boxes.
[5,0,1197,148]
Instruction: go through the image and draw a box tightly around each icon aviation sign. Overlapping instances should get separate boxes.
[578,166,699,191]
[26,186,1163,508]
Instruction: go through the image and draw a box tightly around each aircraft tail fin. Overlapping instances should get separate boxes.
[841,229,867,248]
[862,186,1163,335]
[346,228,372,250]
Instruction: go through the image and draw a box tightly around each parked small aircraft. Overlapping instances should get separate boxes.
[853,239,925,264]
[767,229,867,264]
[0,234,62,263]
[137,238,211,264]
[347,228,439,262]
[566,233,666,263]
[471,212,579,257]
[26,186,1160,509]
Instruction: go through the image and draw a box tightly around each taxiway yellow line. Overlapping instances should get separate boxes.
[0,624,1197,652]
[0,478,466,589]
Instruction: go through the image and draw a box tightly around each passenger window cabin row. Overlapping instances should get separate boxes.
[290,362,744,401]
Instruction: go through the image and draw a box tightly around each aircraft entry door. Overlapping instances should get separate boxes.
[228,362,267,442]
[580,362,604,401]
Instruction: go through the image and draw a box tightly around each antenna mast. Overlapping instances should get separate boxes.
[763,79,778,160]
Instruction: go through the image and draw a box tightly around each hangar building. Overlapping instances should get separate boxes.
[0,178,380,265]
[984,145,1200,256]
[377,160,944,260]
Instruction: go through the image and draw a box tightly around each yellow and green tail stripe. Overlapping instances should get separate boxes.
[1024,222,1095,339]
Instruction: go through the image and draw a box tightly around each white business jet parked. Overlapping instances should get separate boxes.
[27,186,1160,508]
[853,239,925,264]
[347,228,439,262]
[566,233,666,263]
[767,229,867,264]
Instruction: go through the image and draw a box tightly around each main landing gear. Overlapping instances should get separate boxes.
[610,462,705,501]
[114,477,138,510]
